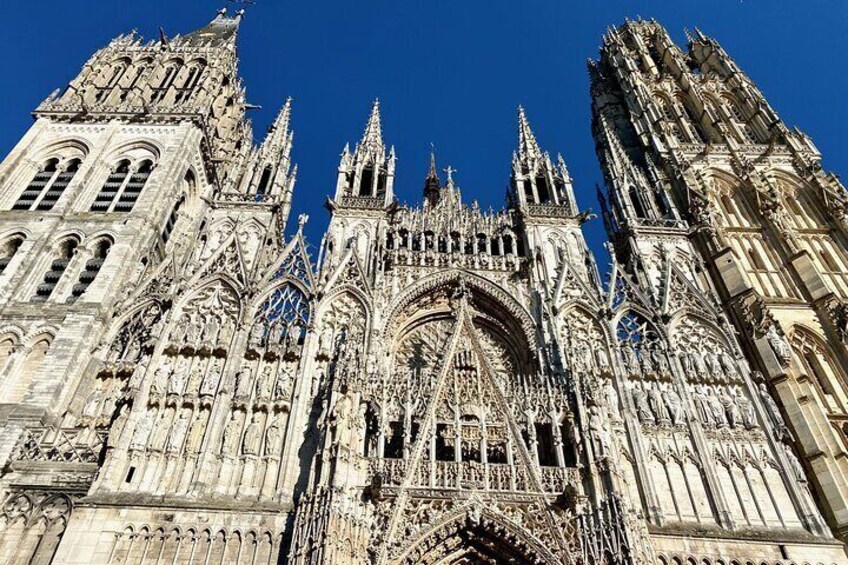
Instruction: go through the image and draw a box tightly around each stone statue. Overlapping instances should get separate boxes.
[765,324,791,366]
[186,411,206,453]
[720,352,738,377]
[130,409,156,451]
[759,382,790,439]
[604,380,620,420]
[168,358,189,395]
[705,351,722,378]
[264,415,282,456]
[632,383,654,423]
[166,411,189,453]
[693,386,713,426]
[662,387,685,425]
[734,392,756,429]
[222,412,241,455]
[622,346,640,375]
[596,348,610,371]
[680,352,694,374]
[333,392,354,446]
[242,412,262,456]
[200,360,222,396]
[234,363,252,397]
[82,387,104,420]
[707,389,727,428]
[648,383,669,423]
[783,444,807,483]
[719,389,740,428]
[588,405,610,458]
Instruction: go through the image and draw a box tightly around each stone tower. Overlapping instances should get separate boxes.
[591,18,848,544]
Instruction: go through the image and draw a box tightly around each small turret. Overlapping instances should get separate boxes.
[334,100,395,208]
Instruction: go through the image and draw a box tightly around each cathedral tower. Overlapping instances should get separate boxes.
[591,18,848,544]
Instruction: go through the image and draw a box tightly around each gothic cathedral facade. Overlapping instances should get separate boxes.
[0,9,844,565]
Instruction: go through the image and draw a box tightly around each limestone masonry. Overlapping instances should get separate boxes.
[0,8,846,565]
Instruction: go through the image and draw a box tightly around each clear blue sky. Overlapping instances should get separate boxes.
[1,1,846,270]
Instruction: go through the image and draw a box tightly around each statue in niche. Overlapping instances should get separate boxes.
[588,405,610,458]
[185,311,203,344]
[707,388,727,428]
[632,383,654,423]
[648,383,669,423]
[269,322,283,347]
[187,358,205,392]
[108,401,130,447]
[622,346,640,375]
[333,392,355,446]
[148,410,171,452]
[264,415,282,457]
[719,388,741,427]
[765,323,792,366]
[720,353,738,377]
[662,386,685,425]
[186,410,206,453]
[651,346,669,375]
[604,380,620,421]
[692,352,706,375]
[256,362,274,399]
[249,322,266,349]
[151,358,173,394]
[242,412,262,456]
[222,412,242,455]
[680,352,693,374]
[274,363,293,399]
[352,402,367,449]
[759,381,790,439]
[205,313,220,346]
[82,386,104,420]
[783,444,807,482]
[129,357,149,389]
[130,408,156,451]
[596,348,610,371]
[705,351,722,378]
[234,363,252,397]
[168,358,189,395]
[734,392,756,429]
[166,411,190,453]
[693,385,714,426]
[200,359,222,396]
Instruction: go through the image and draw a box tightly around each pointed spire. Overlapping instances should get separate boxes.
[517,106,543,161]
[423,144,441,206]
[180,8,241,48]
[359,99,384,152]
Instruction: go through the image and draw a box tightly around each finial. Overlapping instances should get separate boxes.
[359,99,384,151]
[429,143,438,177]
[297,214,309,233]
[443,165,456,184]
[517,105,542,160]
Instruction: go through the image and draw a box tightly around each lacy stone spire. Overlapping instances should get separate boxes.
[0,8,844,565]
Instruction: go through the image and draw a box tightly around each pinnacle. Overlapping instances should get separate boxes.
[359,99,384,152]
[517,105,542,160]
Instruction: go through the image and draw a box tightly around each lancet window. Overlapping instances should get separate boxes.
[0,234,25,275]
[91,158,153,213]
[14,158,80,211]
[33,237,78,302]
[70,237,112,300]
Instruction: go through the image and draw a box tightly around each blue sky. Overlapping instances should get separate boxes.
[1,1,846,270]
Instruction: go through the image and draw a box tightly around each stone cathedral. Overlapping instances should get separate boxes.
[0,8,847,565]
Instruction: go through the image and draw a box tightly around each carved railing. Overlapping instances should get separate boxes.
[526,204,573,218]
[215,191,276,204]
[372,458,578,493]
[386,249,522,273]
[339,195,385,209]
[628,217,688,230]
[12,427,107,465]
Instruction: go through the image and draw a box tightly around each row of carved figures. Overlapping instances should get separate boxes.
[620,344,741,382]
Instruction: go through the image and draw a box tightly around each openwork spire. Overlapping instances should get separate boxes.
[517,106,542,161]
[423,144,441,207]
[359,99,384,153]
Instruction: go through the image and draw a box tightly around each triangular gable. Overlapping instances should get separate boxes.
[188,231,247,288]
[553,259,601,310]
[321,246,371,297]
[608,264,652,312]
[661,261,717,318]
[260,233,315,290]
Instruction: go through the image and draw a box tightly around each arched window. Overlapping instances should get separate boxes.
[175,60,206,103]
[256,166,272,197]
[92,159,153,213]
[536,175,551,204]
[150,62,180,103]
[15,158,80,211]
[628,186,647,218]
[33,238,78,301]
[792,331,846,412]
[358,166,374,197]
[71,238,112,299]
[162,195,185,245]
[0,234,25,275]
